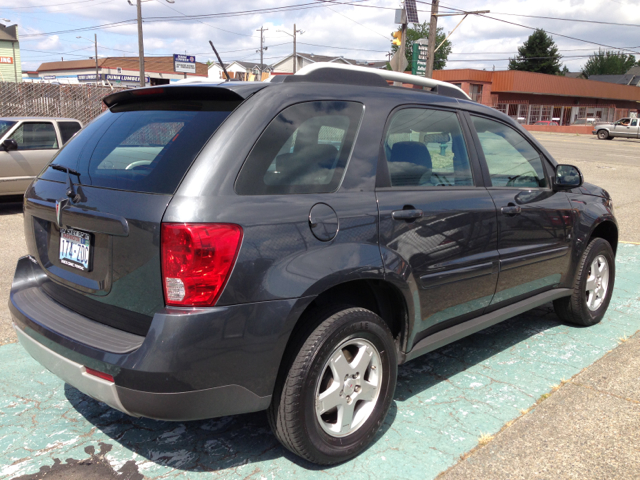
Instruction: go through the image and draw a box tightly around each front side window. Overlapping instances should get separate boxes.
[235,101,364,195]
[471,116,548,188]
[9,122,58,150]
[383,108,473,187]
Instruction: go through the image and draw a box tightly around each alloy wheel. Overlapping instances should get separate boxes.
[314,338,382,437]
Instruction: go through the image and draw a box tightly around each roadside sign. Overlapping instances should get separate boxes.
[0,57,13,64]
[173,54,196,74]
[412,43,428,76]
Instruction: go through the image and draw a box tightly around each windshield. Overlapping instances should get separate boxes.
[39,100,238,195]
[0,120,16,138]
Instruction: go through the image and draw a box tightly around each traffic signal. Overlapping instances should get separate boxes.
[392,30,402,46]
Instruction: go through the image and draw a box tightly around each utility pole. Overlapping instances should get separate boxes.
[278,25,304,74]
[94,34,99,85]
[136,0,145,87]
[256,26,268,79]
[425,0,438,78]
[293,23,297,73]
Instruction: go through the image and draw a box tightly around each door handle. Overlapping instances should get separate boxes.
[392,209,423,221]
[501,205,522,216]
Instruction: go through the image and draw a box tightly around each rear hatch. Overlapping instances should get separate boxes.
[24,85,261,336]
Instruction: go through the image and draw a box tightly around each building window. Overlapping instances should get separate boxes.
[470,84,483,103]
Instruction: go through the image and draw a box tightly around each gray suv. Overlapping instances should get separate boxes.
[10,64,617,465]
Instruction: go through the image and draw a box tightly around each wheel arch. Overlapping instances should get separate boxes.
[589,220,618,255]
[272,278,410,398]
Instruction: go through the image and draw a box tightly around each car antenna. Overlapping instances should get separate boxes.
[209,41,231,82]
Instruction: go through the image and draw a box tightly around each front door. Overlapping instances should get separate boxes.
[0,121,60,194]
[468,114,574,308]
[376,107,499,346]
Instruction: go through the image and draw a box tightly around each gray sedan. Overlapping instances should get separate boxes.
[0,117,82,196]
[593,117,640,140]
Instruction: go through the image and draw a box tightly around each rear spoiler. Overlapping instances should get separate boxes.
[103,84,268,108]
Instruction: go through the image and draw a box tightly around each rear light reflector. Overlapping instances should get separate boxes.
[85,367,114,382]
[161,223,243,307]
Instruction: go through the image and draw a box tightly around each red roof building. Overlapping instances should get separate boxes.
[432,69,640,126]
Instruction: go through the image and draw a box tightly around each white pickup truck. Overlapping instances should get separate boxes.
[0,117,82,196]
[593,117,640,140]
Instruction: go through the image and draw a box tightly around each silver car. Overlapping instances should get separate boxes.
[0,117,82,195]
[593,117,640,140]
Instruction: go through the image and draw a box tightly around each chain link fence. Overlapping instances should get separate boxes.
[0,82,129,125]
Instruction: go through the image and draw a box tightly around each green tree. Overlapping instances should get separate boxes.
[508,29,563,75]
[389,22,452,71]
[581,49,637,77]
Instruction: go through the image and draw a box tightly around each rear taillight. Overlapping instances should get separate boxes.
[161,223,243,307]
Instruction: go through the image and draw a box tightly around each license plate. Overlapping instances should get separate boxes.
[59,228,91,271]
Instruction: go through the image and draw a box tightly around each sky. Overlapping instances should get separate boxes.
[2,0,640,73]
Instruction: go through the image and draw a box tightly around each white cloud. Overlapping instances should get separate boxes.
[10,0,640,72]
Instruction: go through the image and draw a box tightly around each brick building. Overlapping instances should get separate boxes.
[432,69,640,125]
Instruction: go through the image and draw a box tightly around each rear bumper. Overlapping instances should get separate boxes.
[10,255,314,421]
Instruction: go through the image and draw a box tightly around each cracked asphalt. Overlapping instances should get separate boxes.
[1,134,640,479]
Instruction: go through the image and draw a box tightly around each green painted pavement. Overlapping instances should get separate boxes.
[2,243,640,479]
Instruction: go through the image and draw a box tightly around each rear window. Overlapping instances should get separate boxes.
[40,100,237,195]
[58,121,82,144]
[235,101,364,195]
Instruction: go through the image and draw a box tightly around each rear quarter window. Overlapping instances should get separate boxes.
[235,101,364,195]
[58,121,82,144]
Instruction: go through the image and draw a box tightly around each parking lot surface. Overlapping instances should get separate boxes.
[1,134,640,479]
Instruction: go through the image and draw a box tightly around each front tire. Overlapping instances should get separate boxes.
[597,130,609,140]
[554,238,615,326]
[268,307,397,465]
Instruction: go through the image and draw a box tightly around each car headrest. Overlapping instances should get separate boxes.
[389,141,432,170]
[273,144,338,185]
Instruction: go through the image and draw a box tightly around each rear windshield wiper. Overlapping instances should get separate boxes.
[49,164,81,201]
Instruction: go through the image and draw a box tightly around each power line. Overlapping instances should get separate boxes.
[487,11,640,29]
[417,1,640,56]
[151,0,254,37]
[1,0,101,9]
[315,0,389,40]
[297,41,388,52]
[19,0,372,38]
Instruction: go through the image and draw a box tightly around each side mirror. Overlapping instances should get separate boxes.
[554,164,583,190]
[1,139,17,152]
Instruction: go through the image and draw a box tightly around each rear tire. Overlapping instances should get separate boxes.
[268,307,397,465]
[597,130,609,140]
[554,238,615,326]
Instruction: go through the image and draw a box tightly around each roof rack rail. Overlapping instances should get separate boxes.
[293,62,471,101]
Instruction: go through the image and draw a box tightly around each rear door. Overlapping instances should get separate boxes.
[467,113,574,309]
[24,88,244,336]
[376,106,499,344]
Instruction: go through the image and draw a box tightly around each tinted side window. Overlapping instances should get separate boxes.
[10,122,58,150]
[235,101,364,195]
[383,108,473,187]
[471,116,548,188]
[58,121,82,144]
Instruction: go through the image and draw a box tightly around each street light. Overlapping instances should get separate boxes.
[76,35,100,85]
[127,0,175,87]
[276,25,304,73]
